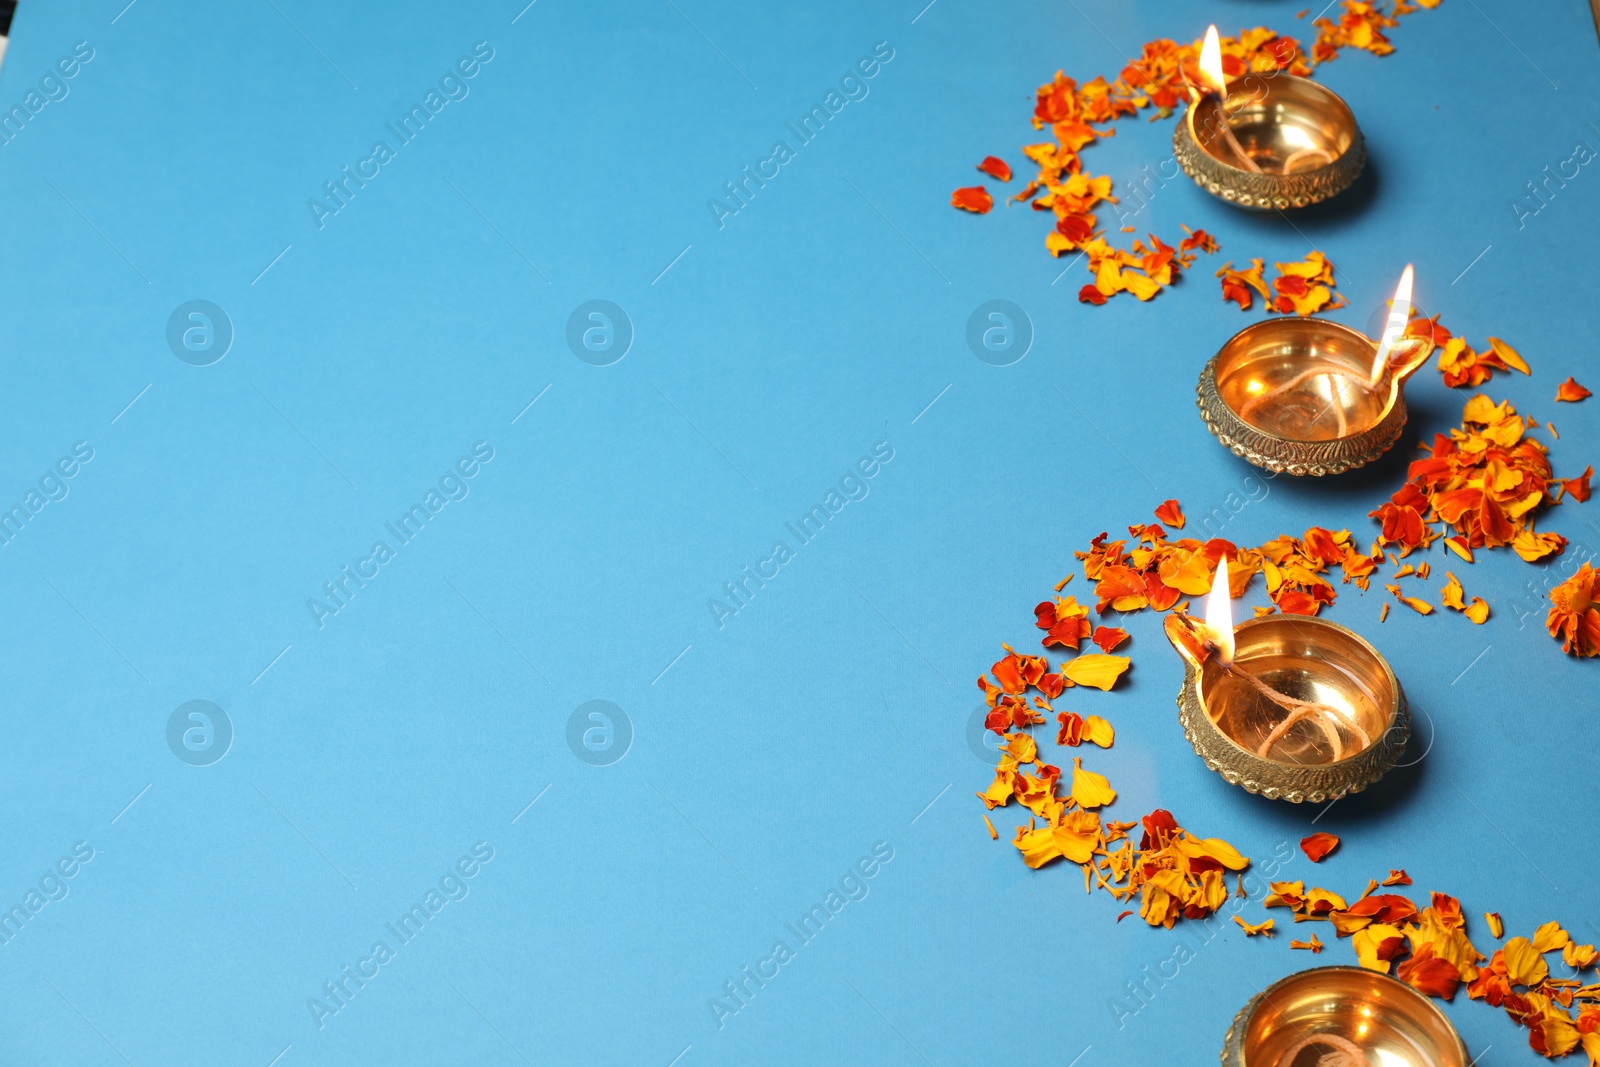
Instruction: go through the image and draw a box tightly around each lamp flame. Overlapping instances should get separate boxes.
[1199,25,1227,95]
[1368,264,1415,386]
[1205,554,1236,665]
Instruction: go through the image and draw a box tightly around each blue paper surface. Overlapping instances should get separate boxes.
[1,1,1598,1064]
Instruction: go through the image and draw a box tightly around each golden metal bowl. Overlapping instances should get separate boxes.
[1174,74,1364,210]
[1198,318,1432,477]
[1172,615,1407,803]
[1222,967,1469,1067]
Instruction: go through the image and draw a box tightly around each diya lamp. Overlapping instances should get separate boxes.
[1197,266,1436,476]
[1221,966,1469,1067]
[1174,26,1366,210]
[1164,557,1408,803]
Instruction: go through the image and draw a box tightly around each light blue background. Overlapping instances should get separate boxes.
[1,1,1597,1064]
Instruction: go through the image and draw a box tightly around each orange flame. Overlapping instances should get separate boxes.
[1204,554,1236,665]
[1368,264,1415,385]
[1199,25,1227,95]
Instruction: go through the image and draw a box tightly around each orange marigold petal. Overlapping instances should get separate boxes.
[976,155,1012,182]
[1556,376,1592,402]
[1299,832,1340,863]
[951,186,993,213]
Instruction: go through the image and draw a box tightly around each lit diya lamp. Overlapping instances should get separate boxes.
[1174,26,1365,210]
[1197,266,1436,476]
[1164,557,1408,803]
[1221,967,1468,1067]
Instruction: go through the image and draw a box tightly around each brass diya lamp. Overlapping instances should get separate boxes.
[1222,967,1469,1067]
[1174,26,1365,210]
[1165,559,1407,804]
[1198,267,1435,476]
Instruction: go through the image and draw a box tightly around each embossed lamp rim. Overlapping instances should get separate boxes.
[1173,73,1365,212]
[1197,318,1416,477]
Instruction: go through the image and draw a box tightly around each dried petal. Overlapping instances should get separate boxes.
[1503,936,1550,987]
[951,186,993,213]
[1062,654,1130,691]
[976,155,1012,182]
[1154,499,1186,528]
[1532,921,1571,954]
[1091,626,1130,653]
[1082,715,1115,748]
[1557,376,1592,402]
[1070,757,1117,809]
[1234,916,1275,936]
[1300,832,1340,863]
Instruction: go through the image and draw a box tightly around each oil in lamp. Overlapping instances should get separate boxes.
[1174,26,1366,210]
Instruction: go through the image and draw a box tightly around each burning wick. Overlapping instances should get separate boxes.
[1196,26,1263,175]
[1236,266,1424,441]
[1195,556,1370,761]
[1204,554,1236,665]
[1194,26,1333,175]
[1368,263,1415,387]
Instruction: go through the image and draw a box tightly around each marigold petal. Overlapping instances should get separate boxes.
[1299,832,1340,862]
[1070,757,1117,810]
[1503,936,1549,987]
[951,186,993,213]
[1062,653,1130,691]
[1556,376,1592,402]
[976,155,1012,182]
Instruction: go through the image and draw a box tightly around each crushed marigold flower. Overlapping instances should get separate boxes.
[1409,314,1532,388]
[1382,869,1412,886]
[1300,832,1340,862]
[1217,258,1270,310]
[1371,397,1581,578]
[1272,251,1345,316]
[1547,563,1600,657]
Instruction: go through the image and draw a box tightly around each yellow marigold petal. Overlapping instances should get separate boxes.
[1485,912,1504,939]
[1486,336,1531,375]
[1062,653,1131,690]
[1003,732,1038,764]
[1440,572,1465,611]
[1503,936,1550,987]
[1562,942,1597,969]
[1082,715,1114,748]
[1070,757,1117,810]
[1234,916,1275,936]
[1532,920,1571,954]
[1177,834,1250,871]
[1352,922,1405,973]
